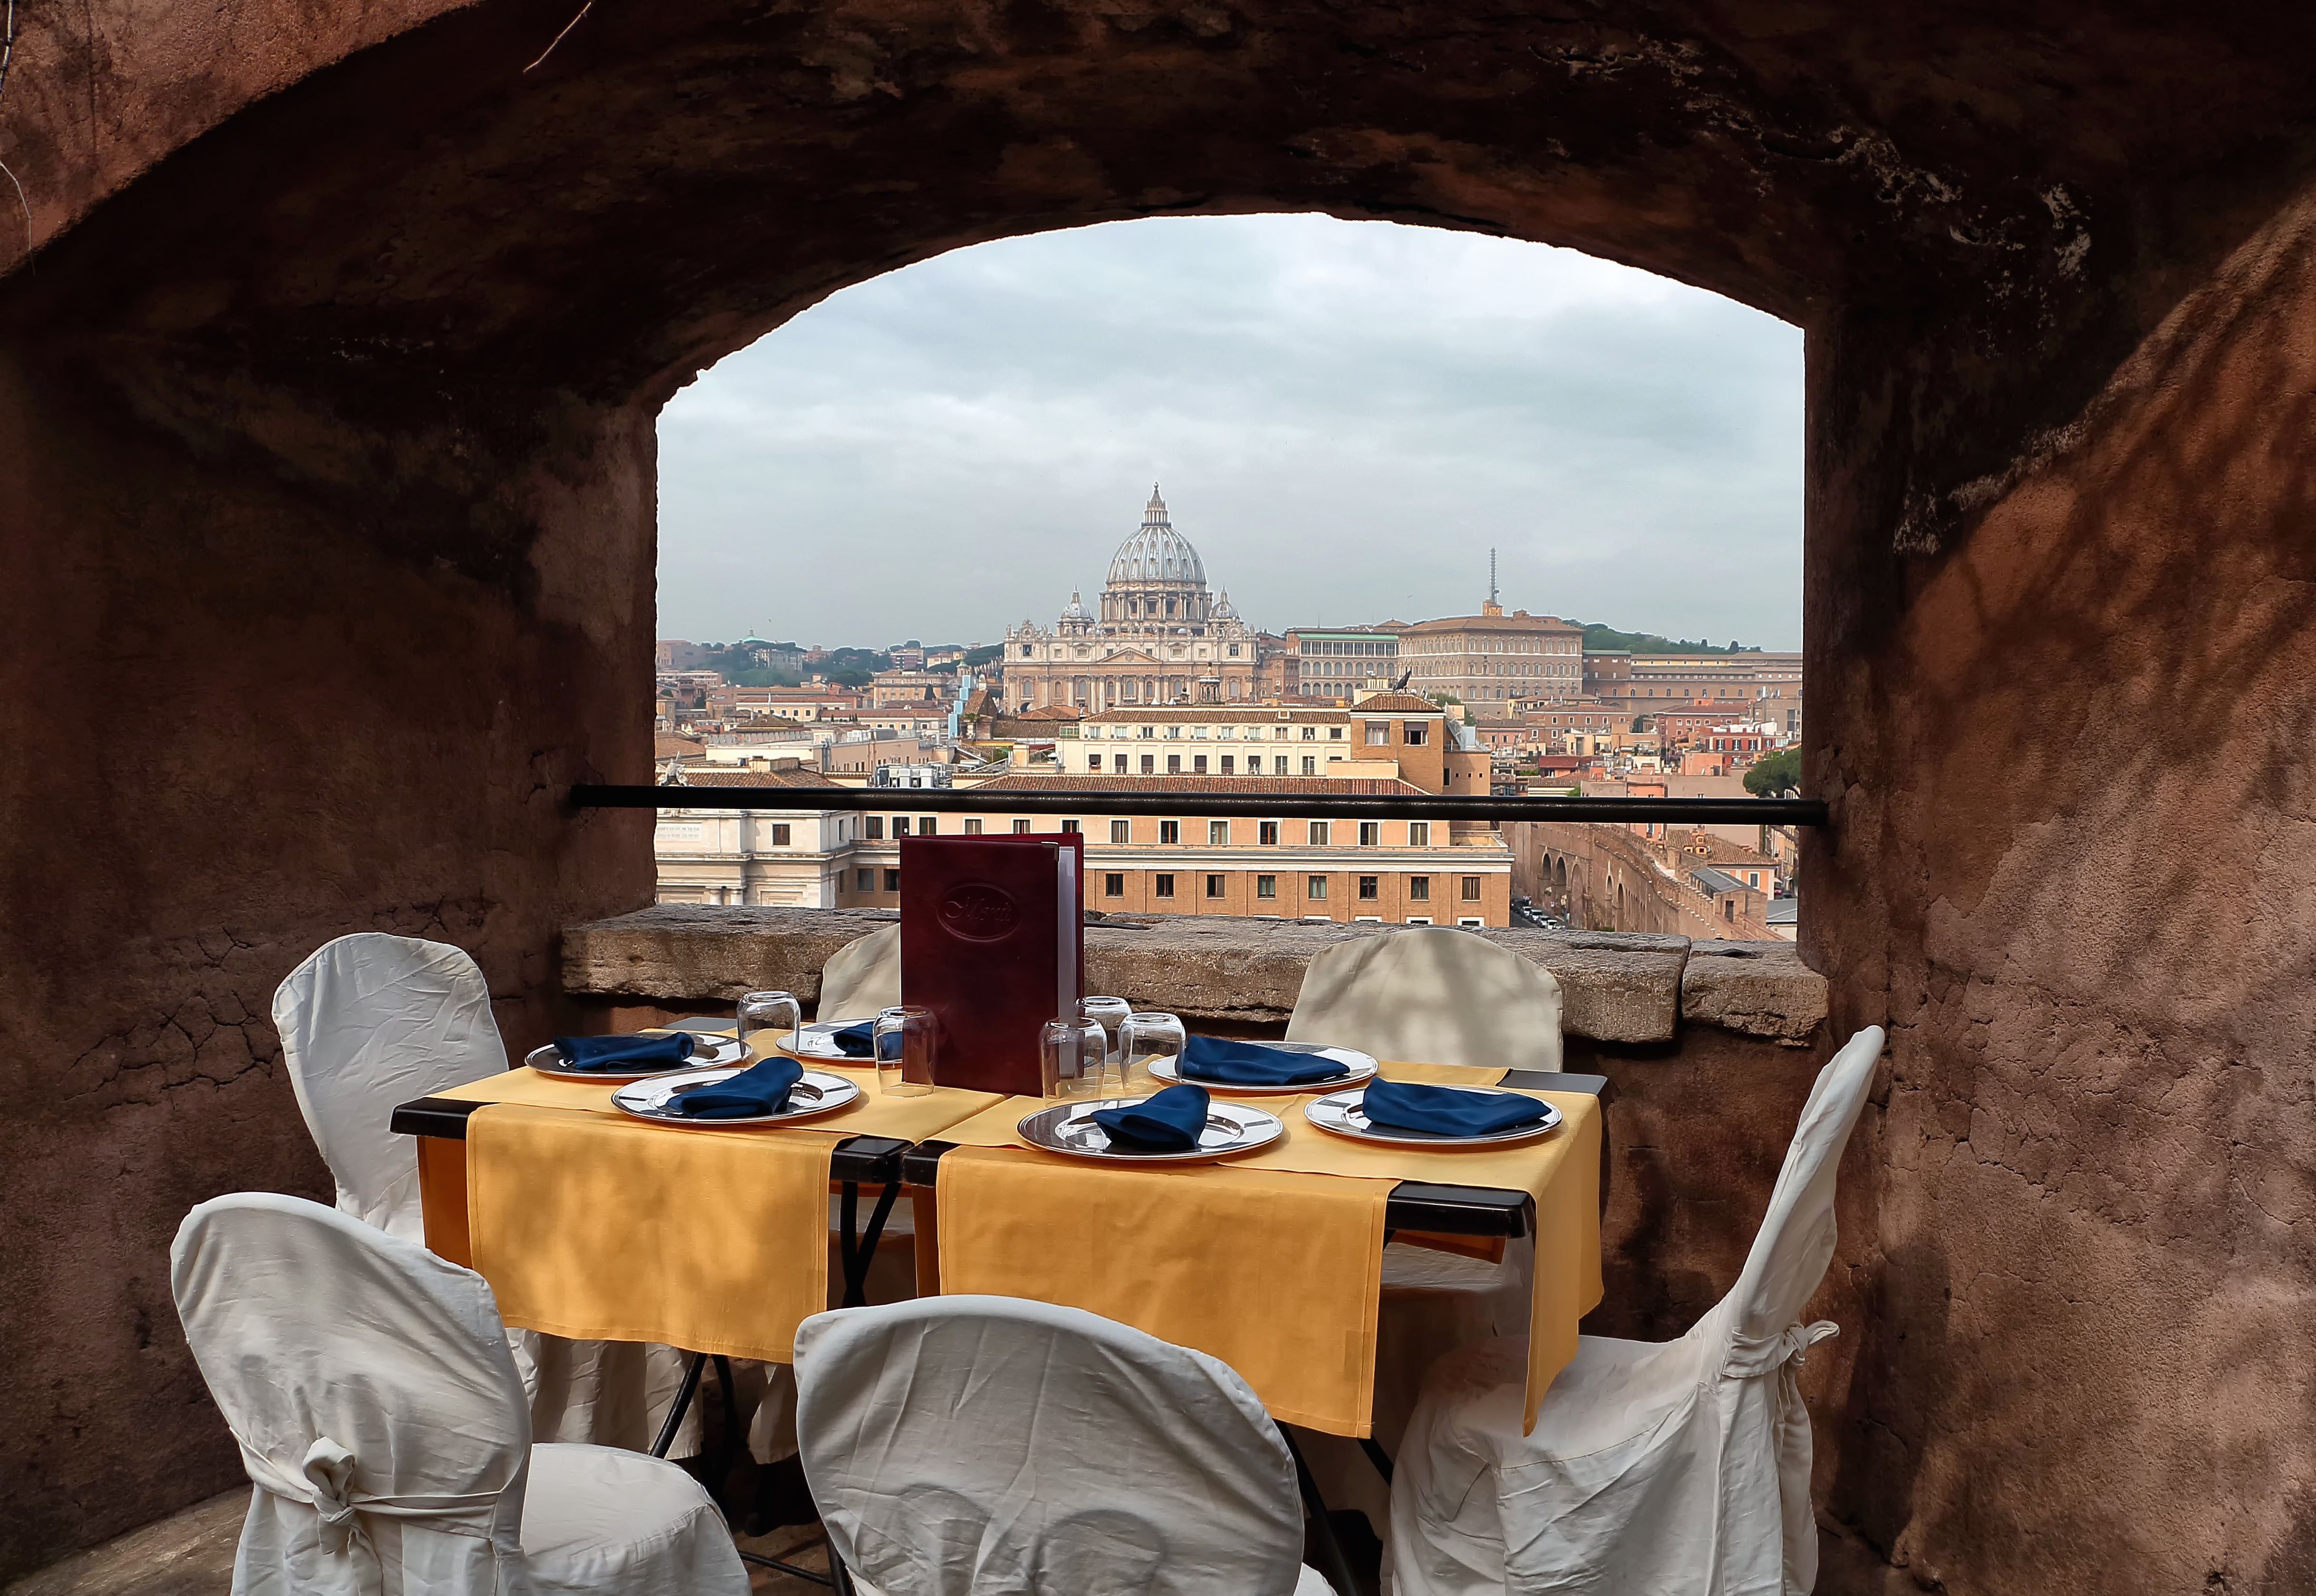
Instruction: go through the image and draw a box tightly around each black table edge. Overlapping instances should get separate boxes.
[388,1096,909,1182]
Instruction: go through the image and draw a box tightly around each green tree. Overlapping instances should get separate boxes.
[1744,745,1802,797]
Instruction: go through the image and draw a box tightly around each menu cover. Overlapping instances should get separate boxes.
[900,832,1085,1096]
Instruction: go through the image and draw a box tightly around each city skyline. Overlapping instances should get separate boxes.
[656,214,1802,650]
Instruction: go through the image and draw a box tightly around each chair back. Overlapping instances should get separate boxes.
[171,1193,531,1596]
[818,924,901,1023]
[793,1296,1308,1596]
[1284,926,1563,1072]
[1727,1025,1886,1342]
[273,934,505,1238]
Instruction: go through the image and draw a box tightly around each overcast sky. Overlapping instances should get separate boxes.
[656,215,1801,650]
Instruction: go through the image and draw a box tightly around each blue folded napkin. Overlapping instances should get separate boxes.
[1090,1083,1212,1153]
[673,1057,805,1119]
[1357,1079,1551,1137]
[1178,1034,1351,1088]
[552,1032,695,1073]
[829,1021,875,1059]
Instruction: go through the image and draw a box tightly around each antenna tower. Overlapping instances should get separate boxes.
[1489,548,1498,608]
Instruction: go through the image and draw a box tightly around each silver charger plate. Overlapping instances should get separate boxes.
[1303,1084,1563,1148]
[1017,1096,1285,1165]
[525,1031,746,1083]
[1146,1043,1377,1095]
[779,1020,879,1062]
[610,1065,862,1127]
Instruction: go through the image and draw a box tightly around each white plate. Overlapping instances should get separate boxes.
[1302,1084,1563,1148]
[525,1031,746,1082]
[1017,1096,1285,1165]
[1147,1043,1376,1095]
[779,1020,879,1062]
[611,1066,862,1127]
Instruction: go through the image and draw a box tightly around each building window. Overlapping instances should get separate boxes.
[1193,755,1207,774]
[1013,818,1032,834]
[865,817,884,840]
[1206,873,1226,898]
[1113,754,1128,773]
[1404,724,1427,745]
[1256,874,1277,898]
[1140,755,1155,774]
[1302,726,1316,740]
[1167,754,1181,774]
[1274,756,1289,775]
[895,817,914,837]
[962,818,982,835]
[1301,757,1317,776]
[1089,755,1103,771]
[1259,821,1279,845]
[1229,644,1241,657]
[919,817,937,836]
[1220,755,1235,775]
[1366,722,1389,745]
[1358,875,1379,900]
[1358,822,1378,847]
[1329,726,1344,740]
[771,823,792,846]
[1159,820,1180,844]
[1308,821,1330,846]
[1154,873,1176,898]
[1111,819,1131,844]
[856,867,873,890]
[1105,873,1125,897]
[1209,820,1229,844]
[1409,876,1430,901]
[1062,819,1081,833]
[1307,875,1328,900]
[884,869,901,891]
[1461,876,1483,901]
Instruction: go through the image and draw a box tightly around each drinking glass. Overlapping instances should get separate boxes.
[873,1005,938,1096]
[1079,996,1132,1071]
[736,990,801,1061]
[1116,1011,1186,1096]
[1040,1016,1112,1102]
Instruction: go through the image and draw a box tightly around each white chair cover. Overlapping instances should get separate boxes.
[793,1296,1332,1596]
[271,935,679,1456]
[170,1192,747,1596]
[816,924,901,1023]
[1285,927,1564,1074]
[1389,1025,1887,1596]
[273,934,506,1240]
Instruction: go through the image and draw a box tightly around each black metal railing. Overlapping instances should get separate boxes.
[572,784,1826,826]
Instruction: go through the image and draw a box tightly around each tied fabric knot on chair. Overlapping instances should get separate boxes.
[1091,1083,1211,1152]
[1178,1035,1350,1088]
[553,1032,695,1072]
[1726,1319,1838,1381]
[675,1056,803,1118]
[1359,1080,1551,1137]
[235,1430,509,1596]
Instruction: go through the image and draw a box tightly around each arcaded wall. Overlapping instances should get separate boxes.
[1805,181,2316,1594]
[0,339,657,1574]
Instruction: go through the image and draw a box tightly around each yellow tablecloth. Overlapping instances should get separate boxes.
[433,1060,1000,1361]
[930,1063,1601,1436]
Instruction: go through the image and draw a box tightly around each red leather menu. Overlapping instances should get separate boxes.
[900,832,1085,1095]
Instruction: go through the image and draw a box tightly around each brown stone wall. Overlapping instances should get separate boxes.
[0,340,656,1575]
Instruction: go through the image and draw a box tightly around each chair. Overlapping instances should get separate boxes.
[793,1296,1334,1596]
[817,924,901,1022]
[170,1192,748,1596]
[1284,926,1564,1074]
[1388,1025,1887,1596]
[272,934,683,1456]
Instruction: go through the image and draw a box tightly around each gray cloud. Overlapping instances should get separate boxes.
[657,215,1801,649]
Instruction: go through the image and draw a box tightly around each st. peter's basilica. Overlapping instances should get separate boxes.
[1001,488,1277,710]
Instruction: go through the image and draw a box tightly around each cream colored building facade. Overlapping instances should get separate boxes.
[1402,601,1585,710]
[1001,487,1272,711]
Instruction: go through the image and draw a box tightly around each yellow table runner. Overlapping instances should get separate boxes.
[444,1059,1001,1362]
[931,1062,1601,1436]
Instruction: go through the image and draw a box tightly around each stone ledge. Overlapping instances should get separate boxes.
[1681,939,1828,1043]
[564,908,1821,1045]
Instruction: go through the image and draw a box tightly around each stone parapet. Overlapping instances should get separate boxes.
[561,906,1825,1046]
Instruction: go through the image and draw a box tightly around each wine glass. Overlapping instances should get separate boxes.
[1039,1016,1111,1102]
[873,1005,937,1096]
[1116,1011,1186,1096]
[736,990,801,1061]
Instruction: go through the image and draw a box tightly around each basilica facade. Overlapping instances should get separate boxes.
[1001,488,1274,710]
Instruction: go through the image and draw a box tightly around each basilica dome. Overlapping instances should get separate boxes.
[1107,487,1207,589]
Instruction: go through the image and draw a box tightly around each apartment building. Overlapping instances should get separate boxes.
[1399,604,1584,710]
[1583,650,1804,708]
[1288,628,1401,700]
[1064,694,1488,791]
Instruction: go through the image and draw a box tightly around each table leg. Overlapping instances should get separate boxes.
[837,1181,902,1309]
[651,1351,708,1460]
